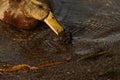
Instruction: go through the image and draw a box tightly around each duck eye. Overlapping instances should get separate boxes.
[31,1,43,9]
[38,5,43,9]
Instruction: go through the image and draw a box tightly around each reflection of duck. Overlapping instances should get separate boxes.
[0,0,64,35]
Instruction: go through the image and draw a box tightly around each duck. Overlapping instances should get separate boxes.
[0,0,64,35]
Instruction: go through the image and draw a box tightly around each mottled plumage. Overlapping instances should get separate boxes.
[0,0,50,29]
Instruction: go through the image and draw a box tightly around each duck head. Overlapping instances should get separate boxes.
[23,0,64,35]
[0,0,71,43]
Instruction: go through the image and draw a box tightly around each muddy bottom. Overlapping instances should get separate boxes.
[0,21,73,65]
[0,0,120,80]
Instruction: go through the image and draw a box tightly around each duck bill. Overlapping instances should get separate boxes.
[44,11,64,35]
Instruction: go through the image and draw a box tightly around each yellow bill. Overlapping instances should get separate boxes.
[44,11,64,35]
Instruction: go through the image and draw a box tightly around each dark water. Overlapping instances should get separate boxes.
[58,0,120,55]
[0,0,120,65]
